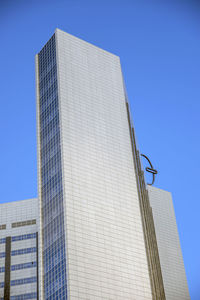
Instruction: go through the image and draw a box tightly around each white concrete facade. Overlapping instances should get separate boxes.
[0,198,38,299]
[148,186,190,300]
[55,29,152,299]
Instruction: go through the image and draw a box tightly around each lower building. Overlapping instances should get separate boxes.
[0,198,39,300]
[0,191,190,300]
[148,186,190,300]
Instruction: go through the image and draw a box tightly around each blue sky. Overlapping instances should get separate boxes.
[0,0,199,298]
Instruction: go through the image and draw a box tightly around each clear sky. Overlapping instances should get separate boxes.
[0,0,199,298]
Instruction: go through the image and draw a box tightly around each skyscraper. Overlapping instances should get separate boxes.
[0,198,39,299]
[35,29,188,300]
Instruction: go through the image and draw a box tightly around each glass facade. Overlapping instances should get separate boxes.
[38,35,67,299]
[11,247,36,256]
[0,277,37,288]
[1,293,37,300]
[0,233,36,244]
[10,293,37,300]
[0,262,37,273]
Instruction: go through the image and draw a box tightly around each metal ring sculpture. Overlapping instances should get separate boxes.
[141,154,157,185]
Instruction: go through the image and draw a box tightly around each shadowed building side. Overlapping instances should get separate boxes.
[148,186,190,300]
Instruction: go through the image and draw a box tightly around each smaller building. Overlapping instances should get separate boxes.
[0,198,39,300]
[148,186,190,300]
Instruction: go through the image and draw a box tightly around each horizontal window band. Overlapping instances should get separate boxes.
[10,292,37,300]
[12,219,36,228]
[0,276,37,288]
[0,233,37,244]
[0,247,36,258]
[0,261,37,273]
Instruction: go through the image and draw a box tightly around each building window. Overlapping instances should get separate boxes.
[10,293,37,300]
[12,232,37,242]
[0,277,37,288]
[12,219,36,228]
[0,233,36,245]
[0,224,6,230]
[11,261,37,271]
[11,247,36,256]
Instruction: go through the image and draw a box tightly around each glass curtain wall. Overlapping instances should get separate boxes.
[38,35,67,300]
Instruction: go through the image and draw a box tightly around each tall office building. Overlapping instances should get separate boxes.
[35,29,188,300]
[0,198,39,300]
[148,186,190,300]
